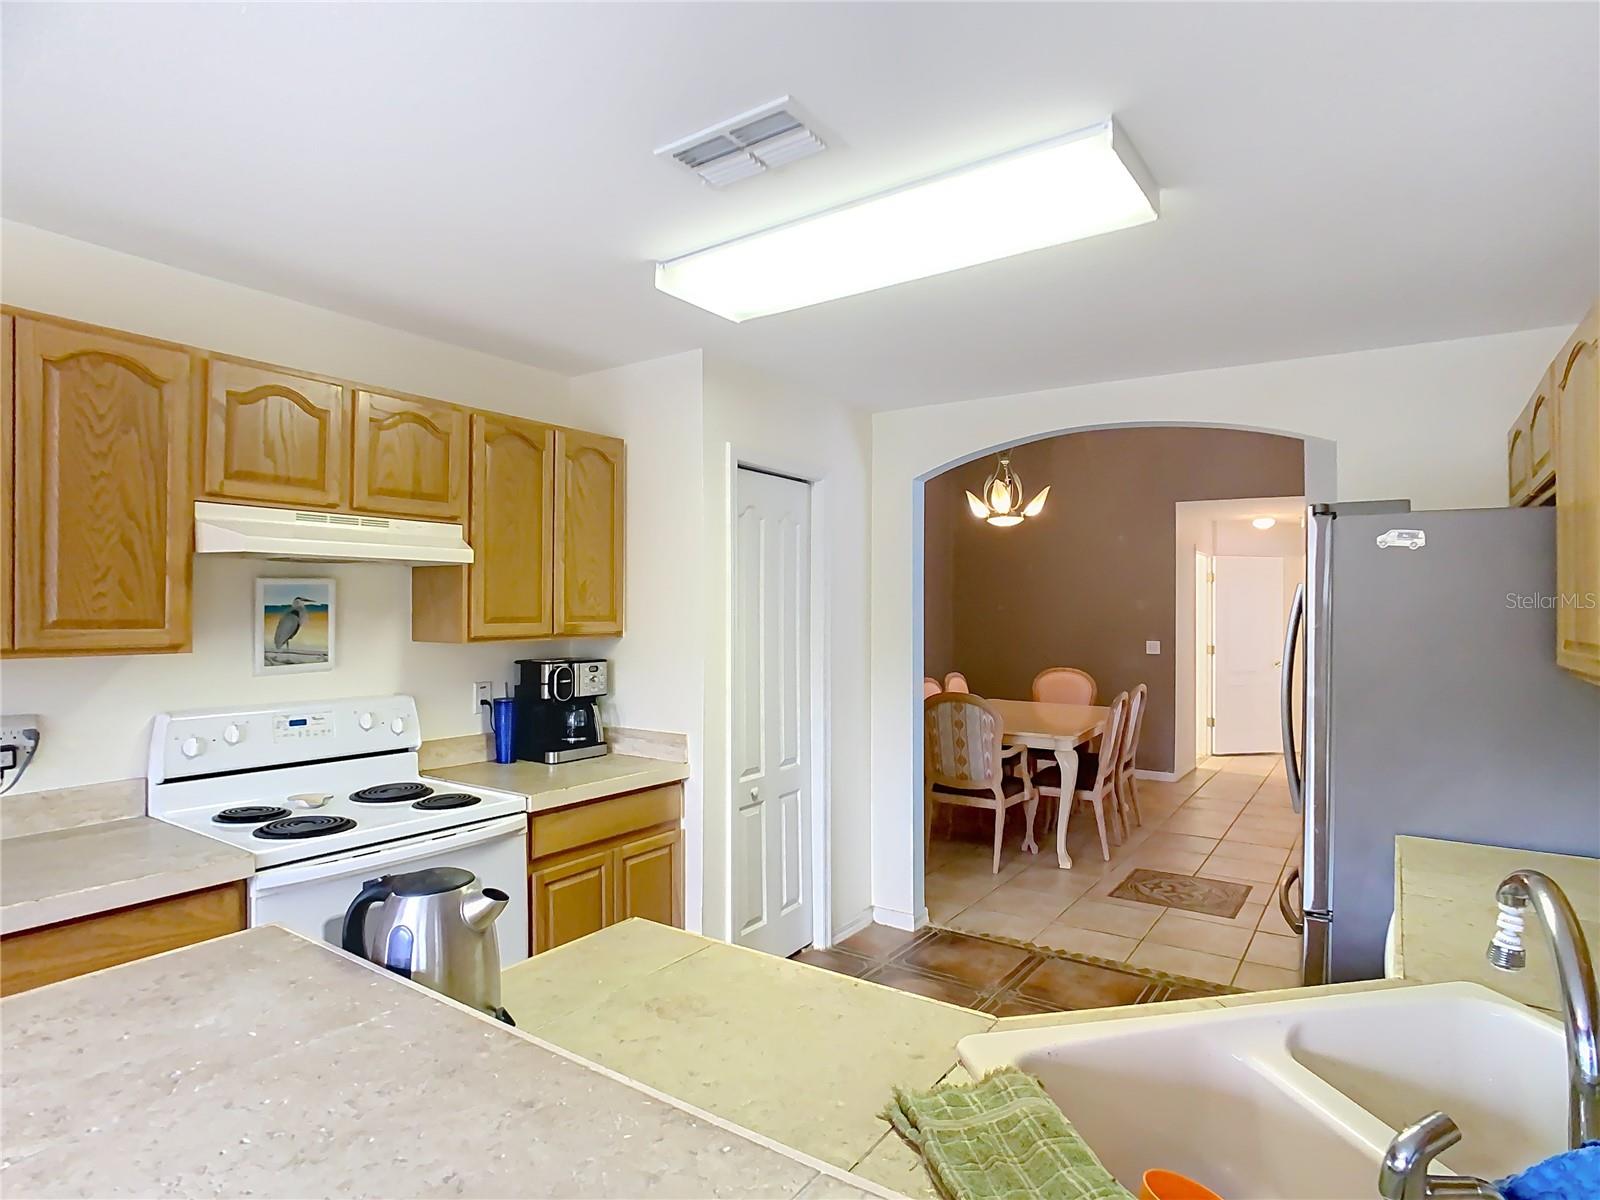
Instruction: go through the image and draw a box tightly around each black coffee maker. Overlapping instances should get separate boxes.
[512,659,610,764]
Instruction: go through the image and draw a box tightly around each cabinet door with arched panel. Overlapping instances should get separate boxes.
[1554,303,1599,683]
[351,390,467,520]
[204,360,345,508]
[472,412,555,638]
[554,429,625,636]
[11,318,194,653]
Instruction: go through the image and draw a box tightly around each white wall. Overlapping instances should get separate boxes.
[0,225,640,799]
[569,351,708,931]
[870,327,1569,926]
[701,360,874,939]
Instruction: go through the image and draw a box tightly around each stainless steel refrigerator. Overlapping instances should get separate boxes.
[1279,502,1600,984]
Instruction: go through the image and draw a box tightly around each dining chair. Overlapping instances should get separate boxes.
[1031,667,1097,706]
[943,671,969,693]
[1033,691,1129,862]
[1115,683,1148,832]
[923,676,942,699]
[924,693,1037,874]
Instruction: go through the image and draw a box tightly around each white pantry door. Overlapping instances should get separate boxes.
[1211,555,1285,755]
[731,468,812,956]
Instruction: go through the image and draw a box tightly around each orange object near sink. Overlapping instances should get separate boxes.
[1140,1169,1224,1200]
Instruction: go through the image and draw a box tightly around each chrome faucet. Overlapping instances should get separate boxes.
[1487,869,1600,1147]
[1378,1112,1504,1199]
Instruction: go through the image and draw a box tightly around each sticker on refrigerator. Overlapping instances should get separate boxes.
[1375,529,1426,550]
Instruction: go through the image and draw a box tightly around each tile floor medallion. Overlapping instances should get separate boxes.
[1109,868,1252,918]
[791,924,1233,1015]
[916,753,1304,991]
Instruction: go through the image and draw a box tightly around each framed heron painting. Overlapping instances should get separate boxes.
[254,578,335,675]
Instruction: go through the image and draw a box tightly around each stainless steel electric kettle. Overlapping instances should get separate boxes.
[341,867,513,1023]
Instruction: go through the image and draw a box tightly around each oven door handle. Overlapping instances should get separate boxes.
[250,814,527,893]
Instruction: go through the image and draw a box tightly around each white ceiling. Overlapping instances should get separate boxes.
[3,3,1596,411]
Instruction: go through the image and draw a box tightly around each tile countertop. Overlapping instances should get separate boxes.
[425,752,690,813]
[501,918,1416,1200]
[1395,834,1599,1016]
[0,817,254,935]
[0,925,891,1200]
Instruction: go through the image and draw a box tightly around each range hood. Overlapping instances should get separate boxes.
[194,502,473,565]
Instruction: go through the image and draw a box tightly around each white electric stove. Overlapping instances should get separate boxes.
[147,696,529,966]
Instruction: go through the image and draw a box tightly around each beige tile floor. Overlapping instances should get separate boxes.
[926,754,1303,991]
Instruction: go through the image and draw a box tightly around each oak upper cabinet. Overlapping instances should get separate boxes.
[204,359,345,508]
[351,390,468,521]
[11,318,194,654]
[1553,302,1599,683]
[411,411,555,642]
[554,429,625,635]
[2,316,13,652]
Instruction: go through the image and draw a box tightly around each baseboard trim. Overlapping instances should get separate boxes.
[829,907,874,946]
[871,906,919,932]
[1135,768,1181,783]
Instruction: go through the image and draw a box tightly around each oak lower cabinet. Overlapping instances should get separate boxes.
[527,784,683,954]
[0,882,246,997]
[554,429,625,636]
[204,359,346,508]
[351,389,468,521]
[1554,302,1600,683]
[412,411,555,642]
[9,317,195,655]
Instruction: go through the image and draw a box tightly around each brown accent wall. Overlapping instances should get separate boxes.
[923,427,1305,773]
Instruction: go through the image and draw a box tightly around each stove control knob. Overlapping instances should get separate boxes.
[389,716,407,736]
[358,711,375,732]
[223,723,243,746]
[180,736,204,759]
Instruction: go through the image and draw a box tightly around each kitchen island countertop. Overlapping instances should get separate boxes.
[0,816,254,935]
[501,919,1417,1199]
[0,925,889,1199]
[425,752,689,813]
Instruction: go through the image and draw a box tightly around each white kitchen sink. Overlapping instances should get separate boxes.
[957,983,1564,1199]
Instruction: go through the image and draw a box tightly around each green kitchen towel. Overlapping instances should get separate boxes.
[882,1068,1134,1200]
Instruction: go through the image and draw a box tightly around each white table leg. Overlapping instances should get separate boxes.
[1054,747,1077,869]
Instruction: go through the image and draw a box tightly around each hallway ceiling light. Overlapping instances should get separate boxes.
[965,452,1049,527]
[655,118,1158,321]
[1252,517,1278,529]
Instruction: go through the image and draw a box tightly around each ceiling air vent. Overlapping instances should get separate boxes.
[656,98,826,188]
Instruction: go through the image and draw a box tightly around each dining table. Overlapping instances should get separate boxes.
[986,699,1109,870]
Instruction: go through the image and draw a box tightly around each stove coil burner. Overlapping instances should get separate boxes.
[214,805,293,825]
[412,793,481,811]
[253,815,357,840]
[349,782,433,804]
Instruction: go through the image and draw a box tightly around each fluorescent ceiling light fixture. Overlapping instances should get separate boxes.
[1252,517,1278,530]
[655,118,1158,322]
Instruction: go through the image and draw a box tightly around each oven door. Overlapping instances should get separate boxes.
[249,815,529,968]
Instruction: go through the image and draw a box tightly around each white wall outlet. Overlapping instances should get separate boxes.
[0,713,42,794]
[472,681,493,717]
[1145,640,1162,655]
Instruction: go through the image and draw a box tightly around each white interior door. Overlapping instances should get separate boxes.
[1211,555,1285,755]
[1195,550,1212,758]
[732,468,812,956]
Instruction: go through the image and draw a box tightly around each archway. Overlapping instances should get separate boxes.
[868,416,1336,933]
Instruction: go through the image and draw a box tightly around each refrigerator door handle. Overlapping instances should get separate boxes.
[1279,867,1305,934]
[1281,582,1305,814]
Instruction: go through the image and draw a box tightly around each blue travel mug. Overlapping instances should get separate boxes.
[489,697,516,764]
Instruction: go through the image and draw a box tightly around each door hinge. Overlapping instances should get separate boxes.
[1206,644,1215,655]
[1206,717,1216,727]
[1207,572,1215,583]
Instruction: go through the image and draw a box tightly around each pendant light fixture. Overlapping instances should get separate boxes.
[965,452,1049,527]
